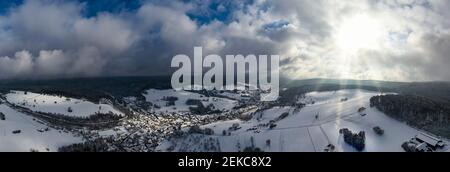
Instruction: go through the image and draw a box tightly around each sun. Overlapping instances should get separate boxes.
[336,14,384,54]
[332,14,386,79]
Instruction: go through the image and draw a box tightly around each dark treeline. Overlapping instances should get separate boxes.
[370,94,450,138]
[38,112,122,129]
[10,102,122,129]
[279,79,450,105]
[58,139,112,152]
[0,76,172,103]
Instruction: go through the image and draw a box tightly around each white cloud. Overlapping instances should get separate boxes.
[0,51,33,78]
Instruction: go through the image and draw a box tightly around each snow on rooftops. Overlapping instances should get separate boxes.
[415,133,443,147]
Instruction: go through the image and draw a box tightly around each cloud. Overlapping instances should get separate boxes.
[0,51,33,78]
[0,0,143,78]
[0,0,450,81]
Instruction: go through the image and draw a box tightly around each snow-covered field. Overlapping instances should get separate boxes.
[157,89,449,152]
[143,89,237,113]
[5,91,123,117]
[0,104,82,152]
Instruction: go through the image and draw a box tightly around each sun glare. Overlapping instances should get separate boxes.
[332,14,386,79]
[336,15,384,54]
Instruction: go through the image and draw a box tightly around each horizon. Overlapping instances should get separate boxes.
[0,75,449,84]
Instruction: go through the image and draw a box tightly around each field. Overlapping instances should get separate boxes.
[5,91,123,117]
[0,104,82,152]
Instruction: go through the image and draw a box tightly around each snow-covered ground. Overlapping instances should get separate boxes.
[157,89,449,152]
[143,89,237,113]
[0,104,82,152]
[5,91,123,117]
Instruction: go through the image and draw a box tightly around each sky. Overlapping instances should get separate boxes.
[0,0,450,81]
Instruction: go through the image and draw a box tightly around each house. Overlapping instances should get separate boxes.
[415,142,432,152]
[415,133,445,149]
[241,94,250,98]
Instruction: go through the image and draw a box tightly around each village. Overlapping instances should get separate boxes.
[52,88,263,152]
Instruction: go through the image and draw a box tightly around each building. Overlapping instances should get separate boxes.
[415,133,445,149]
[415,142,431,152]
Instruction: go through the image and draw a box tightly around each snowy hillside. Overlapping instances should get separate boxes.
[0,104,82,152]
[157,89,449,152]
[5,91,123,117]
[143,89,237,113]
